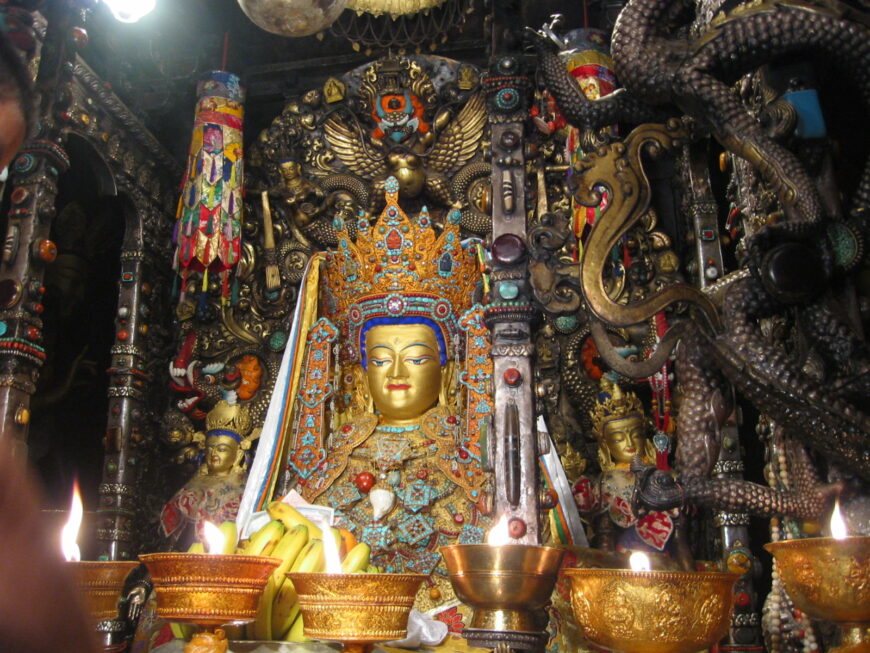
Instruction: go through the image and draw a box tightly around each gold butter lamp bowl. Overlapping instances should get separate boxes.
[441,544,566,650]
[563,567,740,653]
[765,536,870,653]
[139,553,279,627]
[68,560,138,623]
[289,572,426,653]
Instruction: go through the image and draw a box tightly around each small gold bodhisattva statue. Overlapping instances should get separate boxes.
[161,401,257,547]
[573,379,681,556]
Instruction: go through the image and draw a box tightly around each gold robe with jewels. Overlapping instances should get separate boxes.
[297,404,490,616]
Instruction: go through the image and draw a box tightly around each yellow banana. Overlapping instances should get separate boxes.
[267,501,324,540]
[341,542,371,573]
[186,541,204,554]
[251,576,275,640]
[270,525,309,587]
[290,539,325,573]
[240,520,285,556]
[284,612,310,643]
[218,521,238,555]
[170,623,195,639]
[270,578,300,640]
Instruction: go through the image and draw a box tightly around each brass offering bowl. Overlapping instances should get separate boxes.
[139,553,279,627]
[563,567,739,653]
[68,560,138,623]
[765,536,870,653]
[289,572,426,653]
[552,547,683,651]
[441,543,565,647]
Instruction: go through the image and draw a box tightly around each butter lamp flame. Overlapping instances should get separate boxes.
[61,480,83,562]
[486,514,510,546]
[202,521,226,554]
[830,499,848,540]
[311,514,342,573]
[629,551,651,571]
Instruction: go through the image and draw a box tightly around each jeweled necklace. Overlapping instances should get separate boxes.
[375,423,421,433]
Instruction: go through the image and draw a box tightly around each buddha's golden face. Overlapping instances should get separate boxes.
[205,435,240,476]
[365,323,442,423]
[602,415,646,466]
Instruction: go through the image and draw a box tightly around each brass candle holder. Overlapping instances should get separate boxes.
[140,553,279,653]
[68,560,138,624]
[441,543,566,651]
[563,566,740,653]
[289,571,426,653]
[765,536,870,653]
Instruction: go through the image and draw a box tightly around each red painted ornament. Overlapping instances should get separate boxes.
[26,326,40,341]
[458,448,469,460]
[10,188,28,204]
[453,513,464,524]
[416,469,428,480]
[37,239,58,263]
[735,591,751,607]
[540,489,559,510]
[355,471,375,493]
[503,367,523,387]
[508,517,527,539]
[117,329,129,341]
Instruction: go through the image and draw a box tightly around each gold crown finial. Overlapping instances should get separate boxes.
[205,400,253,443]
[322,177,479,362]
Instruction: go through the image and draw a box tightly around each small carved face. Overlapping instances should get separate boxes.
[302,88,322,108]
[166,425,192,446]
[280,160,301,180]
[365,323,443,422]
[579,77,601,100]
[235,355,263,401]
[205,434,240,476]
[602,415,646,466]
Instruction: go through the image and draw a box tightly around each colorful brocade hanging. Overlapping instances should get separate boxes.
[173,71,245,301]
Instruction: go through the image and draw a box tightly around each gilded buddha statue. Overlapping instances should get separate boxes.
[240,176,493,619]
[573,379,686,558]
[161,400,258,547]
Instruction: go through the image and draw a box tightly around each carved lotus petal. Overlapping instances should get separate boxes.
[369,488,395,520]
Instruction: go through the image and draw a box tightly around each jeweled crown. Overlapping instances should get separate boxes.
[322,176,479,361]
[589,377,645,441]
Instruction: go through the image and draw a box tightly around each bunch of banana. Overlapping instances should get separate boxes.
[184,510,382,642]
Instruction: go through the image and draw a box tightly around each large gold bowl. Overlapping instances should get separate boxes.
[140,553,279,628]
[289,572,425,644]
[765,536,870,652]
[563,568,739,653]
[441,543,565,632]
[68,560,138,623]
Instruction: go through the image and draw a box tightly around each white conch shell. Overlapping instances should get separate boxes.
[369,488,396,520]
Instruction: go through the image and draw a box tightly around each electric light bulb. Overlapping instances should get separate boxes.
[102,0,156,23]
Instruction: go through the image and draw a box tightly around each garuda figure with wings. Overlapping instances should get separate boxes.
[323,57,488,223]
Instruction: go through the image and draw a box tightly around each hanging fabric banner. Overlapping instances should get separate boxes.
[173,70,245,302]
